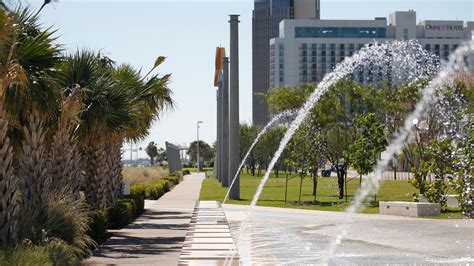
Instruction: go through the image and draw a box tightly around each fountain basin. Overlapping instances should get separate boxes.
[379,201,441,217]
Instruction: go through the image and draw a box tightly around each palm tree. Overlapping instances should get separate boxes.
[49,88,84,196]
[60,51,134,209]
[0,7,23,247]
[2,9,62,241]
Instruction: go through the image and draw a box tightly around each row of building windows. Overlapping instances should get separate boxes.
[300,43,364,50]
[295,27,387,38]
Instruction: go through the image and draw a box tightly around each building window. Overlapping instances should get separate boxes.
[425,44,431,51]
[340,44,345,50]
[349,44,355,50]
[312,43,317,50]
[295,27,387,38]
[403,29,408,40]
[321,44,326,50]
[330,44,336,50]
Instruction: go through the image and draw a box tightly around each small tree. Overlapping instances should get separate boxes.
[187,140,214,166]
[346,113,388,187]
[145,141,158,165]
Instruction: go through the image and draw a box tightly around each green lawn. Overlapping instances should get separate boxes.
[200,172,464,218]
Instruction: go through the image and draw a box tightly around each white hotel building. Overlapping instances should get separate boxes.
[269,11,474,88]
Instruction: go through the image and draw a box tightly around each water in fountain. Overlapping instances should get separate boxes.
[226,40,447,264]
[321,40,474,264]
[223,109,297,205]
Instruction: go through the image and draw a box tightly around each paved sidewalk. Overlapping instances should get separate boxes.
[85,173,205,265]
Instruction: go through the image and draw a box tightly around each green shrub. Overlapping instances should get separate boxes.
[0,238,81,266]
[123,193,145,216]
[107,200,134,229]
[87,211,107,245]
[130,179,173,201]
[43,194,95,259]
[182,169,191,175]
[164,176,180,185]
[130,185,146,198]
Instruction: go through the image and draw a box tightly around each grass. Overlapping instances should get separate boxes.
[200,172,464,218]
[123,166,169,186]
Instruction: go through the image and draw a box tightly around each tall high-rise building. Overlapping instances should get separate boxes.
[252,0,320,126]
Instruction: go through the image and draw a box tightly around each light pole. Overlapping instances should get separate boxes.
[197,121,203,171]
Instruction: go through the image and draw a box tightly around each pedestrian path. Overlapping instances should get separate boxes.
[178,201,239,265]
[85,173,205,265]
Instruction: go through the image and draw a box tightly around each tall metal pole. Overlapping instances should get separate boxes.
[197,122,200,172]
[222,57,230,187]
[216,79,222,183]
[228,15,240,199]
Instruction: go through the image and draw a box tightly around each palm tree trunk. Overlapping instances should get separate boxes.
[0,117,19,246]
[83,143,109,210]
[49,130,82,197]
[17,112,51,230]
[106,142,123,208]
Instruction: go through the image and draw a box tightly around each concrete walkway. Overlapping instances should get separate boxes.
[85,173,205,265]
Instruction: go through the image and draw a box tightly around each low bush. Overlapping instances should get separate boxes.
[87,211,108,245]
[43,194,95,259]
[182,169,191,175]
[122,193,145,216]
[164,176,180,185]
[144,180,170,200]
[107,200,134,229]
[130,185,146,197]
[0,238,81,266]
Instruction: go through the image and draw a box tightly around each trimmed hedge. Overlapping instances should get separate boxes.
[87,211,107,245]
[107,200,134,229]
[131,179,174,200]
[163,176,180,186]
[122,193,145,216]
[105,176,180,230]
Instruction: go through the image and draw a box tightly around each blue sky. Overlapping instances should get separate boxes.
[23,0,474,158]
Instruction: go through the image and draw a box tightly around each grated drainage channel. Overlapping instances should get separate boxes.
[178,201,239,266]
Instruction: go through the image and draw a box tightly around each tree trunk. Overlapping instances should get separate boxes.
[344,170,348,203]
[285,172,289,203]
[0,117,19,246]
[18,113,51,227]
[50,128,82,197]
[106,142,123,208]
[359,174,362,187]
[298,175,303,203]
[83,142,110,210]
[337,168,344,200]
[312,168,318,196]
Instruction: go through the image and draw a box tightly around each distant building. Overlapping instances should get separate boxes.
[270,11,474,88]
[252,0,321,126]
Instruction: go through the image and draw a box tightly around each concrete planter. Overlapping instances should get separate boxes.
[379,201,441,217]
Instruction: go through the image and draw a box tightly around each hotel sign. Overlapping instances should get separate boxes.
[425,24,463,31]
[424,21,464,38]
